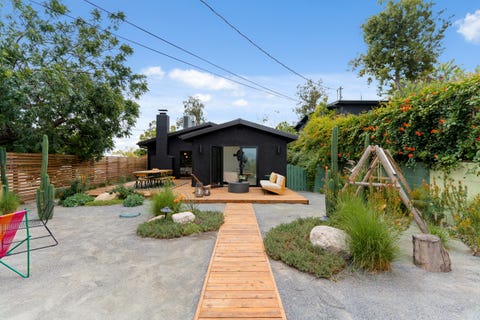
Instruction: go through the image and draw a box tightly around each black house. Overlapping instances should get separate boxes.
[137,110,297,186]
[327,100,384,115]
[294,100,385,132]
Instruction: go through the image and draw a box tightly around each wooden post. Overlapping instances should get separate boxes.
[413,234,452,272]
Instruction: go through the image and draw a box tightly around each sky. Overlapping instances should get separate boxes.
[36,1,480,151]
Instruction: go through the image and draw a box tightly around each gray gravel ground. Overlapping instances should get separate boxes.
[1,194,479,320]
[254,192,480,320]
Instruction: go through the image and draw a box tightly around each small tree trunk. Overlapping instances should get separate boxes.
[412,234,451,272]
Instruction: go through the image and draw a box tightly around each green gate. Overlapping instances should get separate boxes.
[286,164,308,191]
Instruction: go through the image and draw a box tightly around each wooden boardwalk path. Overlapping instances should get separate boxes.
[194,203,287,319]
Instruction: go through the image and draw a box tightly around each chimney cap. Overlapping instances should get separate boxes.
[158,109,168,113]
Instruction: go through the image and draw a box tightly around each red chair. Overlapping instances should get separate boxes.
[0,210,30,278]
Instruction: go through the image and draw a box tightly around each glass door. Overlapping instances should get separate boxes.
[222,146,257,185]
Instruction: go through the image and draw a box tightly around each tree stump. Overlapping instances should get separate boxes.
[412,234,451,272]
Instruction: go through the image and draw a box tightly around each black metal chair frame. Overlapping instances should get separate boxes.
[10,209,58,255]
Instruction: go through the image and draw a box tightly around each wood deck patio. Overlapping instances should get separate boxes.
[173,183,309,204]
[194,203,287,320]
[88,179,308,204]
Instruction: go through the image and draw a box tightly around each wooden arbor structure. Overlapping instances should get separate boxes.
[343,145,429,234]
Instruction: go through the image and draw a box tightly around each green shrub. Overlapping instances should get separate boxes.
[84,199,123,206]
[56,177,89,203]
[454,194,480,254]
[335,196,399,272]
[264,217,345,278]
[123,193,144,207]
[111,184,137,200]
[137,210,223,238]
[194,210,224,232]
[0,191,19,215]
[150,187,183,216]
[427,224,450,248]
[62,193,94,207]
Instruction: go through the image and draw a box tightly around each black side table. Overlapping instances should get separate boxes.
[227,182,250,193]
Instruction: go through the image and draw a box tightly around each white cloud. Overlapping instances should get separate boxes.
[169,69,238,90]
[193,93,212,102]
[456,10,480,44]
[233,98,248,106]
[141,66,166,79]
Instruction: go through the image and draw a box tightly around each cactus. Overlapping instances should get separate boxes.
[0,147,8,193]
[331,126,339,188]
[325,126,340,216]
[36,135,55,220]
[364,134,370,150]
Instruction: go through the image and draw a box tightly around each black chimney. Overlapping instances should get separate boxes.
[154,109,172,169]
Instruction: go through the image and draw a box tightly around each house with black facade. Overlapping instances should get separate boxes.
[137,110,297,187]
[294,100,385,132]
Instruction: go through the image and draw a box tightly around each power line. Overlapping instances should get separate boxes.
[81,0,297,102]
[27,0,298,102]
[199,0,310,82]
[82,0,297,102]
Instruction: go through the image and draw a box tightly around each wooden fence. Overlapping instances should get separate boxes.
[4,153,147,202]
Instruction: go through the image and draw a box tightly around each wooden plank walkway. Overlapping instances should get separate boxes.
[194,203,287,320]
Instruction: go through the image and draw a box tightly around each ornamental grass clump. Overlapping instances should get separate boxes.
[335,195,399,272]
[150,187,183,217]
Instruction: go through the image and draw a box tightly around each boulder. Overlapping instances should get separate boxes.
[172,211,195,224]
[95,192,117,201]
[310,225,350,258]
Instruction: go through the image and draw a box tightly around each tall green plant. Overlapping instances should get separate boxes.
[335,194,399,272]
[36,135,55,220]
[326,126,340,216]
[0,147,8,193]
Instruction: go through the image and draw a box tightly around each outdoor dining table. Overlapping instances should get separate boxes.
[132,169,173,188]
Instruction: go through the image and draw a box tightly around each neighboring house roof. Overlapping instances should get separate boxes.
[327,100,385,110]
[137,122,217,147]
[294,114,309,132]
[179,118,298,142]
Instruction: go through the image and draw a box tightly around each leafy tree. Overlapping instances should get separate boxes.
[139,120,156,141]
[275,121,296,134]
[112,147,146,157]
[0,0,148,160]
[294,79,326,117]
[350,0,450,93]
[177,96,206,128]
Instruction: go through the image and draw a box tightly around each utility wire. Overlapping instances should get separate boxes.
[28,0,298,102]
[199,0,310,82]
[81,0,297,102]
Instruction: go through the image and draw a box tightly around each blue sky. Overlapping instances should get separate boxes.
[41,1,480,150]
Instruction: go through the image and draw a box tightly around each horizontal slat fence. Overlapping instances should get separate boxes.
[4,153,146,202]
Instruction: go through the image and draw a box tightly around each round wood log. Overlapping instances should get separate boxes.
[412,234,452,272]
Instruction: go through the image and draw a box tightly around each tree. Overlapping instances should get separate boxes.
[275,121,296,135]
[0,0,148,160]
[350,0,450,93]
[139,120,156,141]
[177,96,206,128]
[294,79,326,118]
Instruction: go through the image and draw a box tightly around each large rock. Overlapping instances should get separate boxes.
[95,192,117,201]
[310,225,350,258]
[172,211,195,224]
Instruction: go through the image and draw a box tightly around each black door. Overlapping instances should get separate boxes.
[211,146,223,186]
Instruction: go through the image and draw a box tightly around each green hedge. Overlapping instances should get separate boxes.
[289,73,480,174]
